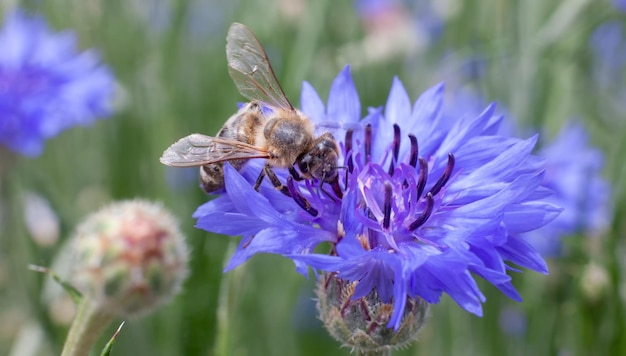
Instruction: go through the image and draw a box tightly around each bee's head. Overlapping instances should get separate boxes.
[298,133,339,182]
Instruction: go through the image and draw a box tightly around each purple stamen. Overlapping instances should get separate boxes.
[365,124,372,163]
[408,134,418,168]
[345,129,354,174]
[388,124,401,175]
[429,153,455,196]
[383,182,392,229]
[417,158,428,198]
[409,193,434,231]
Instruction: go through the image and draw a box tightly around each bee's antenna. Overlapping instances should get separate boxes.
[319,171,343,201]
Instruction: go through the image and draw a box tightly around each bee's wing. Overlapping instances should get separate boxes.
[160,133,270,167]
[316,122,365,131]
[226,22,294,111]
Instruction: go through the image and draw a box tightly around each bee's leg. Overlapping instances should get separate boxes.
[264,166,319,217]
[330,176,343,199]
[288,166,304,181]
[319,185,336,202]
[253,168,267,191]
[264,164,291,196]
[318,176,343,202]
[286,177,318,216]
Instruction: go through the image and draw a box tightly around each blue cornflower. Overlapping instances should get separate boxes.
[614,0,626,12]
[0,10,115,157]
[522,122,612,255]
[194,66,559,335]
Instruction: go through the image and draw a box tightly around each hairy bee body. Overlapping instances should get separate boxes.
[258,111,315,168]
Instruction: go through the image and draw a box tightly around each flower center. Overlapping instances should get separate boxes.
[345,123,456,249]
[282,122,455,235]
[0,68,54,97]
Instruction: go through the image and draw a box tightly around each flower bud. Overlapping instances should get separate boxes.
[70,199,188,317]
[580,262,610,303]
[316,272,428,352]
[23,191,60,247]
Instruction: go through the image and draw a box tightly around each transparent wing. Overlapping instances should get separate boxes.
[160,133,270,167]
[226,22,294,111]
[316,121,365,131]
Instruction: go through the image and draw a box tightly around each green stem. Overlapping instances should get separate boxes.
[213,240,240,356]
[61,299,115,356]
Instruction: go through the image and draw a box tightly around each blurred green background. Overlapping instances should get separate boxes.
[1,0,625,355]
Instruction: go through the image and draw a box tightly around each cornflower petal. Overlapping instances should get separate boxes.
[406,83,445,156]
[327,65,361,125]
[385,77,412,125]
[300,81,325,124]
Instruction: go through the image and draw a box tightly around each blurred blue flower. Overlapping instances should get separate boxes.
[0,10,115,157]
[589,20,626,114]
[523,122,612,255]
[613,0,626,12]
[498,305,527,337]
[589,21,626,89]
[194,66,559,330]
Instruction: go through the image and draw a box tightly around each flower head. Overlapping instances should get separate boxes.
[194,66,558,336]
[0,10,115,157]
[71,200,188,317]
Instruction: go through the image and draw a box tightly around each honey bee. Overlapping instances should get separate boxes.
[160,23,340,197]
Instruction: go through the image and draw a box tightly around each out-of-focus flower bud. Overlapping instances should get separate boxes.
[23,192,60,247]
[580,262,610,303]
[71,199,188,317]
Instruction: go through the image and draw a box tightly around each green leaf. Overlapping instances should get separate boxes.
[100,321,126,356]
[29,264,83,304]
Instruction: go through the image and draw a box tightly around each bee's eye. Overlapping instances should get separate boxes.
[298,157,310,173]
